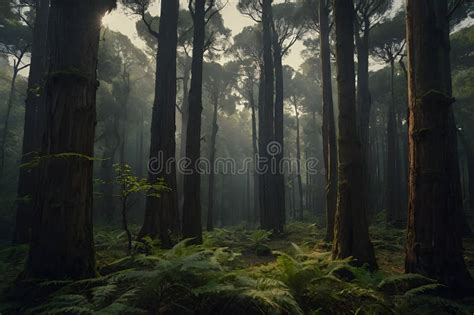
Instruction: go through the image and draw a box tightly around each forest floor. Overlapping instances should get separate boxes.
[0,219,474,314]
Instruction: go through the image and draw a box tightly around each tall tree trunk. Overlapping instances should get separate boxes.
[25,0,115,279]
[405,0,473,289]
[386,59,402,226]
[332,0,377,269]
[182,0,207,244]
[294,103,304,221]
[319,0,337,242]
[257,65,266,225]
[272,21,286,230]
[178,61,191,211]
[355,16,371,230]
[138,0,179,249]
[260,0,281,233]
[249,90,259,223]
[14,0,49,244]
[206,97,218,231]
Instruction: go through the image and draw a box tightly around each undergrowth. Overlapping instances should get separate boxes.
[0,223,473,314]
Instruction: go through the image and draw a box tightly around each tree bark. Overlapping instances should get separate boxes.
[319,0,337,242]
[249,87,259,224]
[14,0,49,244]
[25,0,115,279]
[182,0,207,244]
[206,97,218,231]
[137,0,179,249]
[294,102,304,221]
[260,0,281,233]
[272,19,286,229]
[332,0,377,269]
[355,15,372,228]
[405,0,473,289]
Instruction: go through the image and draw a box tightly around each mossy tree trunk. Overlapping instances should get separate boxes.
[405,0,473,289]
[25,0,116,279]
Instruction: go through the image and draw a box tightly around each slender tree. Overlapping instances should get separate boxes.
[14,0,49,244]
[370,12,406,226]
[182,0,215,244]
[405,0,473,289]
[131,0,180,249]
[318,0,338,241]
[332,0,377,269]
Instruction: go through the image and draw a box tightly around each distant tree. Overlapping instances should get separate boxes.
[272,1,308,229]
[332,0,377,269]
[203,61,237,231]
[370,11,406,226]
[24,0,117,280]
[354,0,392,223]
[232,26,262,223]
[0,0,32,174]
[284,67,307,221]
[182,0,224,244]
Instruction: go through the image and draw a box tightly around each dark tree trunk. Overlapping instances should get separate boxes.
[14,0,49,244]
[319,0,337,242]
[260,0,281,233]
[206,97,218,231]
[272,21,286,229]
[355,16,371,231]
[257,65,266,224]
[385,59,403,226]
[182,0,207,244]
[405,0,473,289]
[332,0,377,269]
[25,0,115,279]
[178,60,191,211]
[249,89,259,223]
[137,0,179,249]
[294,103,304,221]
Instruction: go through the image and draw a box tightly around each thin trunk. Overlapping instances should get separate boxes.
[182,0,207,244]
[25,0,114,279]
[122,197,132,255]
[260,0,280,232]
[14,0,49,244]
[405,0,473,289]
[332,0,377,269]
[138,0,180,249]
[294,103,304,221]
[178,61,191,211]
[257,66,266,225]
[249,91,259,223]
[319,0,337,242]
[386,59,402,226]
[207,97,218,231]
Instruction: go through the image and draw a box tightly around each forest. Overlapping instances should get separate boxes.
[0,0,473,314]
